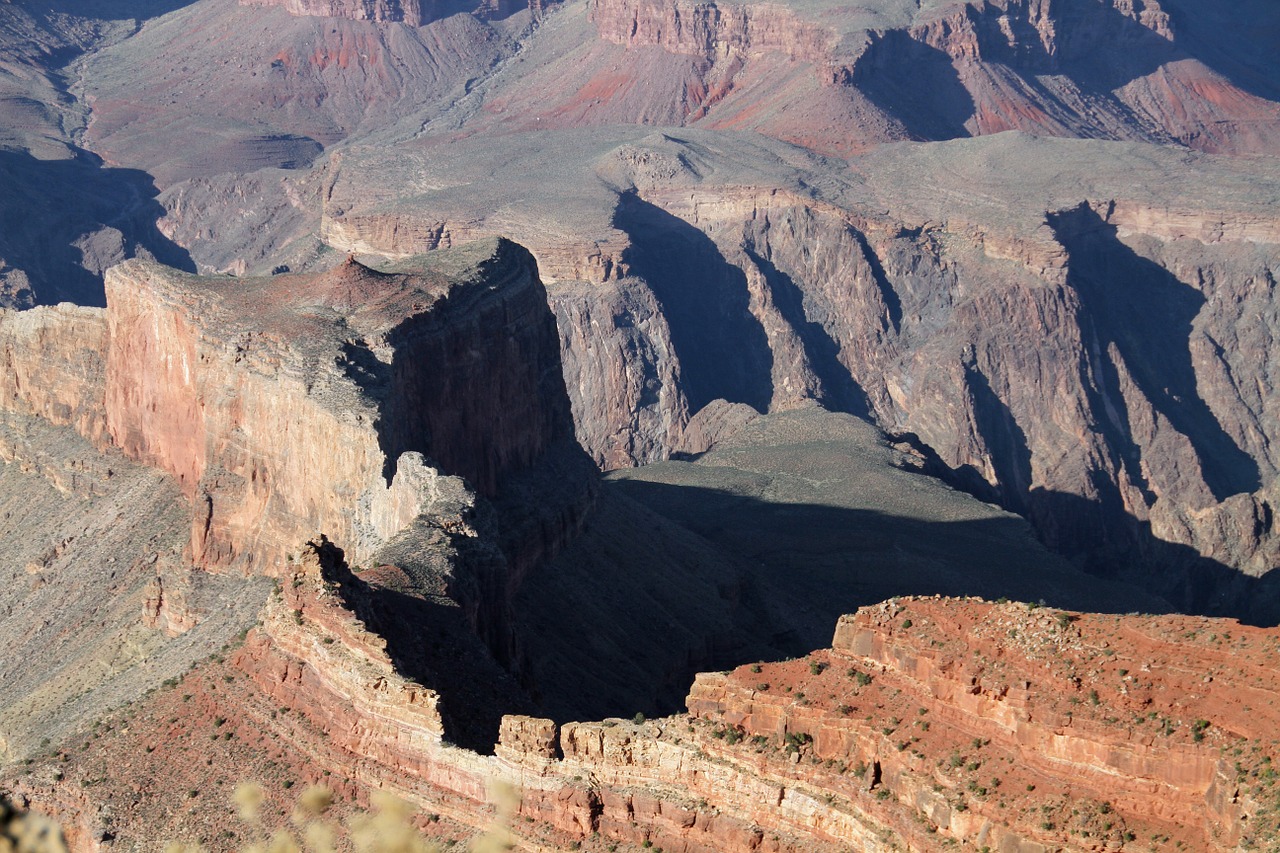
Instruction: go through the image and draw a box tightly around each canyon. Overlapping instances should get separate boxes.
[1,0,1280,850]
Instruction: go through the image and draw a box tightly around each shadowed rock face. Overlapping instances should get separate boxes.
[0,238,590,580]
[322,124,1280,617]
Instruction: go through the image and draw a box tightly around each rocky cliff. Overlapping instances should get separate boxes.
[240,0,549,24]
[686,595,1280,851]
[15,586,1279,852]
[93,239,583,574]
[239,0,438,25]
[320,127,1280,618]
[0,305,108,443]
[0,238,594,753]
[580,0,1280,154]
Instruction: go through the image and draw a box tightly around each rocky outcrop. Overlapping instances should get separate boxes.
[32,583,1280,852]
[547,277,689,468]
[0,305,107,443]
[687,596,1280,851]
[240,0,437,25]
[240,0,548,24]
[320,210,632,286]
[589,0,835,63]
[140,574,202,637]
[98,239,580,574]
[0,236,591,602]
[239,545,447,754]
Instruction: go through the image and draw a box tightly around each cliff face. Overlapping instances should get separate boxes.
[547,278,689,468]
[239,0,437,25]
[22,584,1279,852]
[589,0,835,63]
[240,0,547,24]
[686,596,1280,851]
[96,239,581,574]
[316,127,1280,615]
[577,0,1280,154]
[0,236,588,582]
[593,138,1280,617]
[0,305,108,443]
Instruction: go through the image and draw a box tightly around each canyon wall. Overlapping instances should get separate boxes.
[0,238,587,578]
[100,240,577,574]
[581,0,1279,154]
[239,0,548,24]
[38,566,1277,852]
[617,173,1280,616]
[589,0,836,62]
[239,0,438,25]
[0,305,108,443]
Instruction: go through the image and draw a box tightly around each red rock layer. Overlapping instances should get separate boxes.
[96,240,569,574]
[0,239,581,576]
[25,586,1280,852]
[690,597,1280,851]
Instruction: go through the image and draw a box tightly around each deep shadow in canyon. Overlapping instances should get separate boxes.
[0,148,194,307]
[856,33,976,141]
[616,193,775,414]
[509,468,1244,725]
[1049,203,1260,502]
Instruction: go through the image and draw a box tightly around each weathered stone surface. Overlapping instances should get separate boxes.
[0,305,107,443]
[99,239,577,573]
[691,596,1280,850]
[32,586,1280,852]
[140,574,201,637]
[495,715,559,764]
[239,0,438,25]
[547,277,689,468]
[240,0,547,24]
[239,543,447,750]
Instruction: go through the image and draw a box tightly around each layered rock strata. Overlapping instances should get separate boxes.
[583,0,1280,154]
[319,130,1280,615]
[0,239,583,575]
[240,0,547,23]
[24,584,1279,852]
[0,305,108,443]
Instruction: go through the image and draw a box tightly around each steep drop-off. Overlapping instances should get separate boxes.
[11,583,1279,852]
[322,127,1280,619]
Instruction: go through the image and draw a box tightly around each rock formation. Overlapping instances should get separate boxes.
[0,236,594,767]
[0,240,585,576]
[318,125,1280,618]
[2,0,1280,850]
[13,583,1280,852]
[240,0,549,24]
